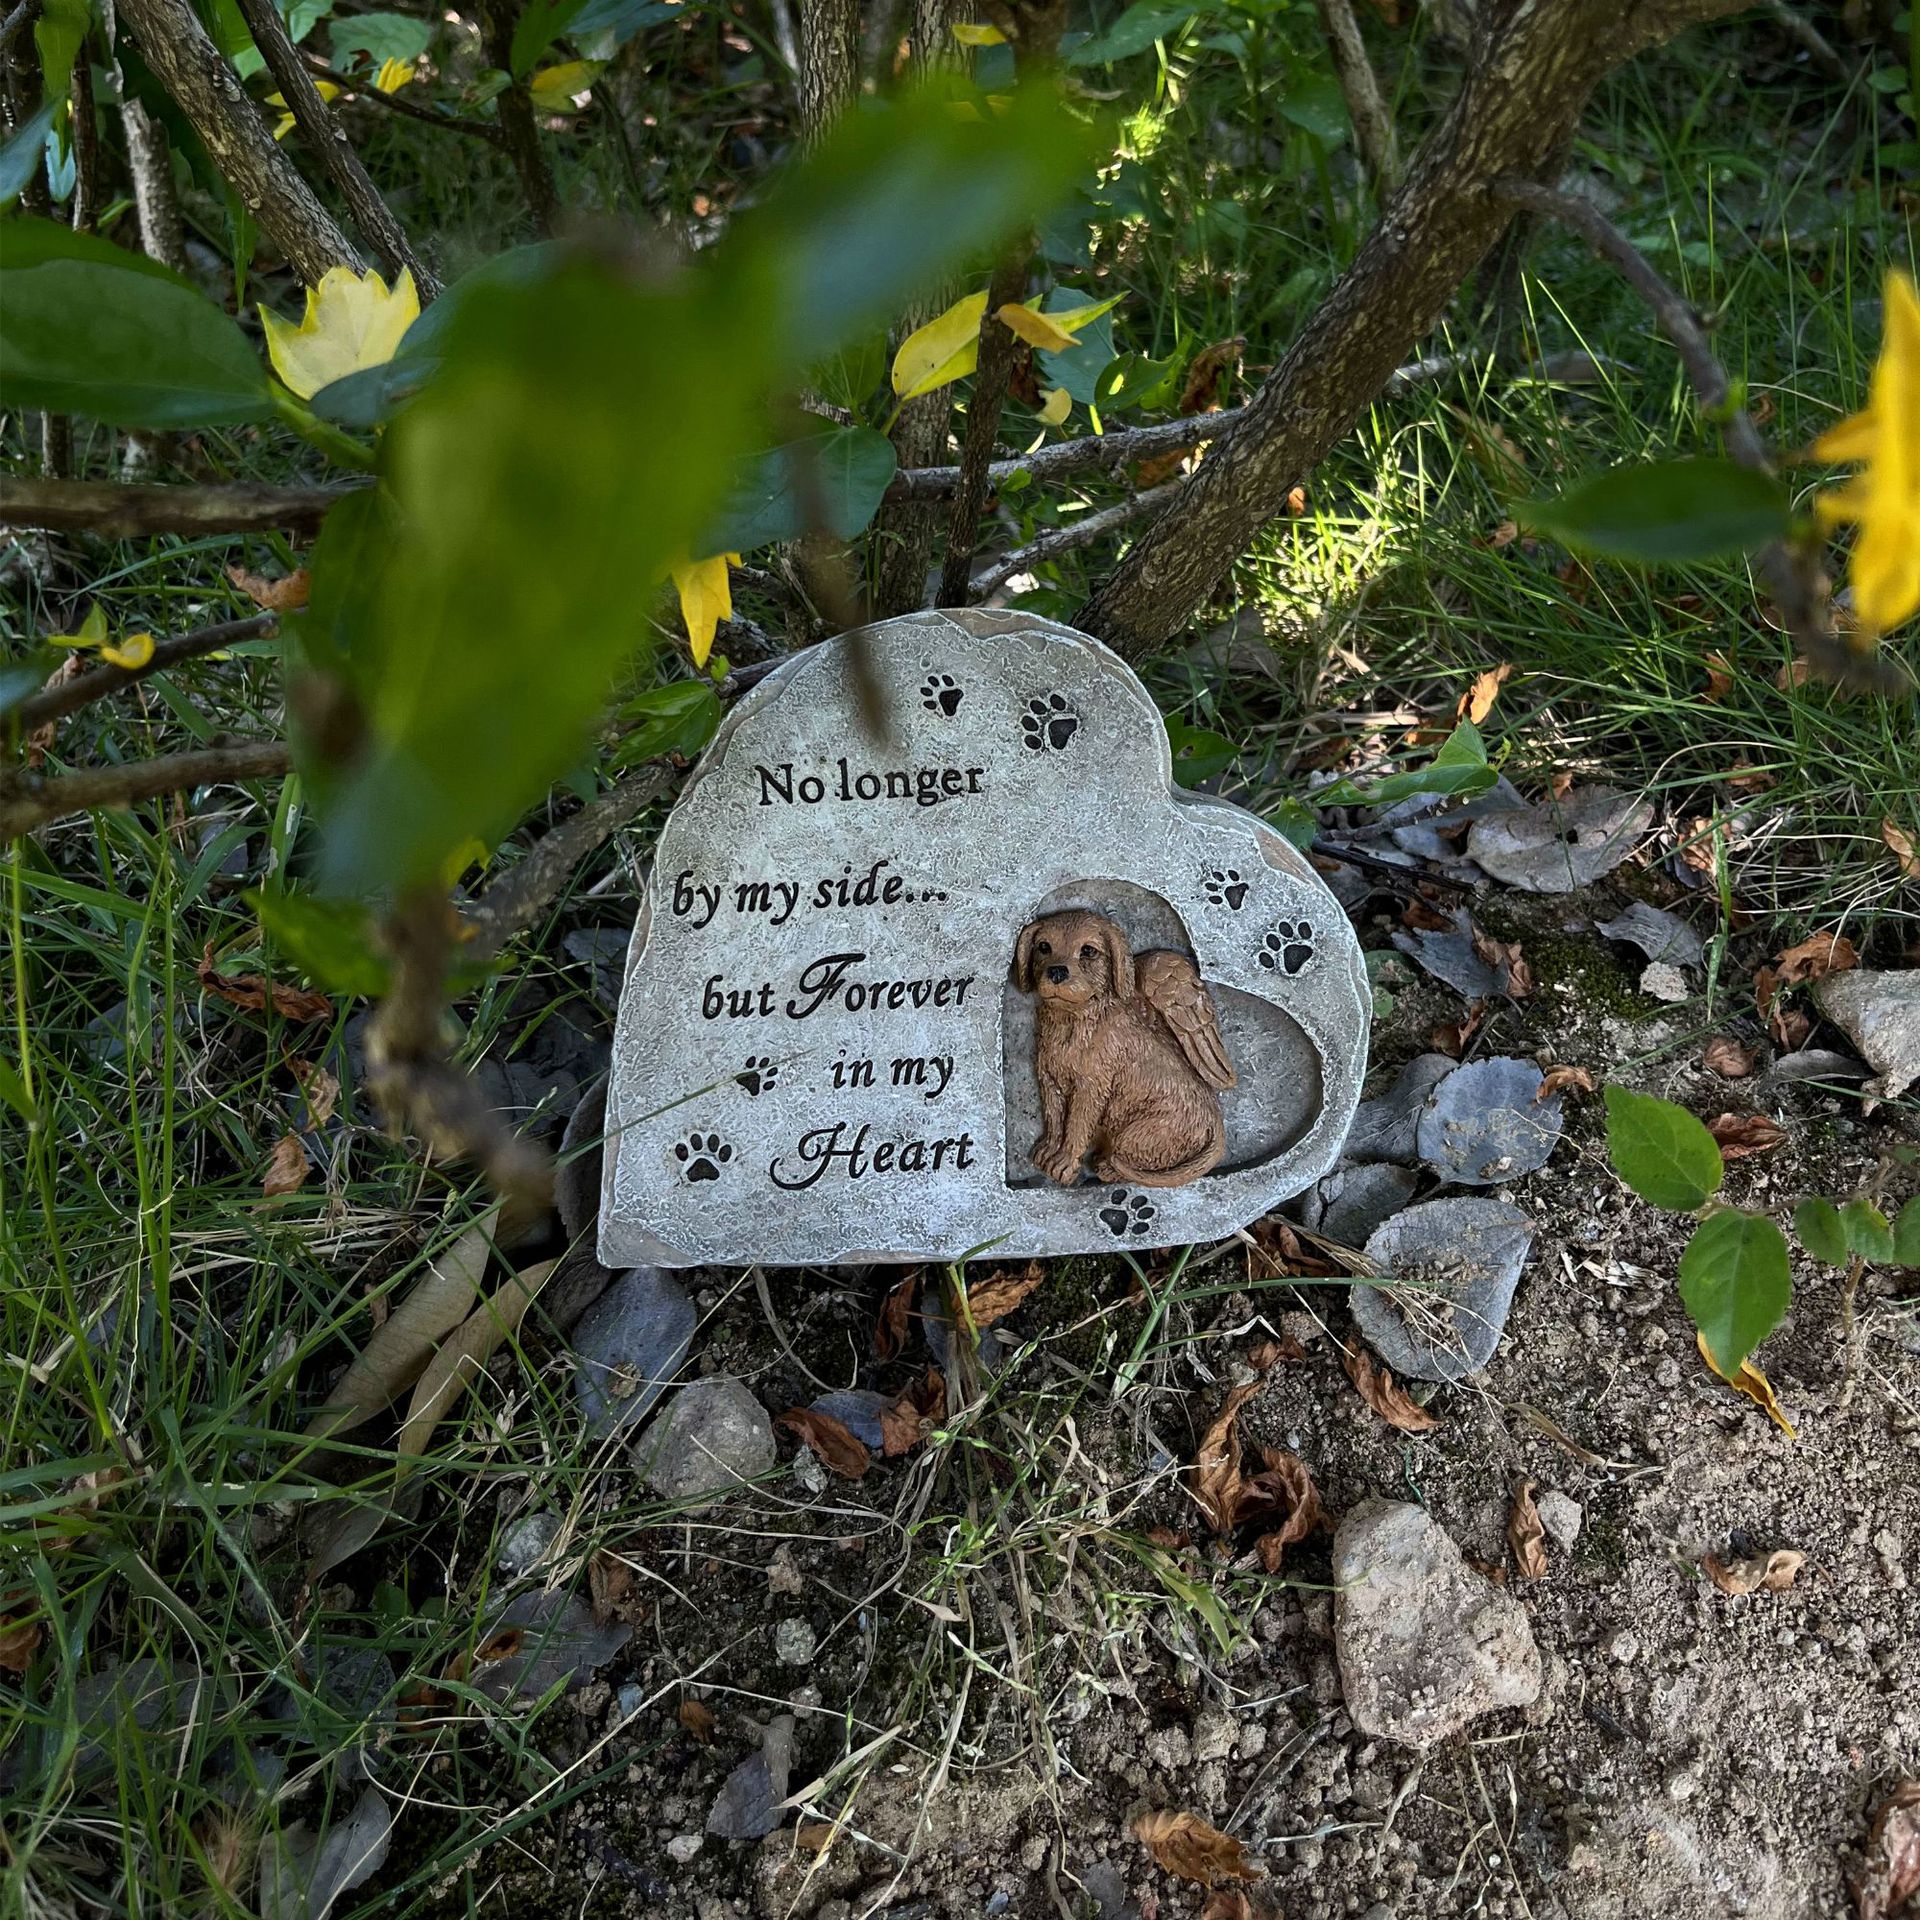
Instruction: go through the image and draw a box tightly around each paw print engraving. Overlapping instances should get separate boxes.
[1203,868,1249,911]
[1099,1191,1156,1238]
[736,1056,778,1097]
[1258,920,1315,976]
[920,672,963,717]
[673,1132,733,1182]
[1020,693,1079,752]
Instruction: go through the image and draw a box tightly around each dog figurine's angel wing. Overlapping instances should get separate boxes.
[1134,950,1237,1092]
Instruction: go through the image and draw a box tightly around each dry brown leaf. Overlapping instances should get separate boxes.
[0,1609,42,1673]
[1251,1447,1328,1574]
[965,1262,1044,1327]
[196,942,332,1023]
[1202,1896,1273,1920]
[879,1367,945,1457]
[1471,927,1532,997]
[1247,1335,1305,1373]
[1774,931,1859,987]
[225,563,311,611]
[1701,654,1735,701]
[291,1060,341,1127]
[1703,1545,1805,1595]
[1695,1331,1797,1438]
[1245,1215,1337,1280]
[875,1274,916,1359]
[1401,895,1453,932]
[1429,1003,1486,1059]
[1707,1112,1788,1159]
[678,1698,716,1742]
[260,1132,310,1199]
[1538,1064,1596,1098]
[1190,1382,1263,1534]
[589,1549,635,1622]
[1508,1478,1549,1580]
[25,653,87,768]
[1284,485,1306,516]
[1486,519,1520,549]
[794,1820,840,1856]
[305,1213,500,1440]
[777,1407,872,1479]
[1856,1781,1920,1920]
[1882,819,1920,879]
[398,1258,555,1457]
[1457,663,1512,724]
[1548,770,1576,801]
[1725,759,1775,795]
[1132,1808,1261,1888]
[1175,337,1244,415]
[1702,1034,1757,1079]
[1341,1342,1441,1434]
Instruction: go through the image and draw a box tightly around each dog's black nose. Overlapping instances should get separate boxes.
[1046,964,1069,984]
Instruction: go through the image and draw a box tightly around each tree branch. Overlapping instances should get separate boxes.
[972,483,1177,600]
[0,473,364,539]
[1078,0,1749,659]
[479,0,559,232]
[122,98,189,274]
[0,741,290,840]
[235,0,441,296]
[300,54,507,145]
[12,613,279,734]
[1492,177,1907,693]
[1314,0,1399,192]
[116,0,361,284]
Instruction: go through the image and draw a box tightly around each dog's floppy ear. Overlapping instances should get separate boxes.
[1098,914,1135,1001]
[1013,920,1040,992]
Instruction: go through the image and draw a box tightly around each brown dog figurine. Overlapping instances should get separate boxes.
[1014,908,1236,1188]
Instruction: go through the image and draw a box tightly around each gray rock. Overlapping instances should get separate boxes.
[637,1376,775,1505]
[1597,901,1703,969]
[555,1077,607,1245]
[1302,1162,1420,1249]
[1414,1056,1562,1186]
[1467,786,1654,892]
[1354,1196,1534,1381]
[1638,960,1690,1003]
[1535,1489,1583,1551]
[707,1714,795,1840]
[1344,1054,1456,1166]
[1332,1499,1541,1749]
[1814,970,1920,1101]
[496,1510,560,1576]
[601,609,1372,1266]
[572,1267,695,1440]
[773,1619,817,1665]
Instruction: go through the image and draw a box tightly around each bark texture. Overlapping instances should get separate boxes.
[480,0,559,233]
[116,0,361,284]
[1079,0,1748,660]
[1314,0,1398,190]
[0,474,359,537]
[798,0,860,140]
[122,98,189,273]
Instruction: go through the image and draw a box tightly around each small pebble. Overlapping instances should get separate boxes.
[774,1619,817,1665]
[1607,1629,1641,1665]
[667,1834,703,1864]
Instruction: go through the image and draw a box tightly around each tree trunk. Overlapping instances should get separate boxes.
[1078,0,1746,660]
[116,0,361,285]
[798,0,860,140]
[480,0,560,234]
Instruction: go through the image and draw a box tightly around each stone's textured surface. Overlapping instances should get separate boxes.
[571,1268,696,1439]
[1300,1162,1420,1249]
[1815,970,1920,1101]
[1597,902,1704,969]
[1333,1499,1542,1749]
[773,1619,817,1665]
[1341,1054,1456,1166]
[1466,786,1654,893]
[1414,1056,1563,1186]
[496,1510,560,1575]
[1535,1489,1583,1551]
[1639,961,1691,1003]
[1355,1196,1535,1381]
[601,610,1368,1265]
[637,1376,776,1505]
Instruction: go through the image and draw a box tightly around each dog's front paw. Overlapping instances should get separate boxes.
[1032,1140,1083,1185]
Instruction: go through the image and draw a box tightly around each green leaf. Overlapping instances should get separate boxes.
[250,889,391,997]
[809,332,888,415]
[1036,290,1116,406]
[1517,458,1791,563]
[510,0,584,73]
[0,218,274,429]
[566,0,683,41]
[1266,793,1319,852]
[1893,1196,1920,1267]
[611,680,720,770]
[326,9,432,65]
[1065,0,1205,65]
[0,101,57,208]
[706,425,898,554]
[1164,717,1237,787]
[1277,74,1348,145]
[1839,1197,1895,1264]
[35,0,94,109]
[1094,350,1183,412]
[0,1056,36,1126]
[1792,1196,1850,1268]
[1318,718,1495,807]
[1602,1084,1724,1212]
[1,648,68,720]
[1678,1209,1792,1375]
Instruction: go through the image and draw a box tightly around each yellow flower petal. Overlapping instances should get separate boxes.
[529,60,601,111]
[670,553,738,668]
[260,265,421,400]
[951,20,1006,43]
[891,291,988,399]
[1811,409,1875,464]
[997,303,1079,353]
[272,112,297,141]
[373,57,416,93]
[1036,386,1071,425]
[101,633,155,671]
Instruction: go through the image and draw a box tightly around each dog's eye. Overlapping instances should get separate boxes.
[1035,940,1050,955]
[1080,944,1098,962]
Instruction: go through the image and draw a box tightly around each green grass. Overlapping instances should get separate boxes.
[4,7,1918,1915]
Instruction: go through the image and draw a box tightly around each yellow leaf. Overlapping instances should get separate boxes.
[951,19,1006,42]
[1695,1330,1797,1439]
[267,78,340,140]
[101,632,155,671]
[373,56,416,93]
[891,290,988,399]
[1882,817,1920,877]
[398,1259,556,1458]
[529,59,601,111]
[1036,386,1070,425]
[59,605,110,649]
[1038,290,1123,334]
[260,265,421,400]
[997,303,1079,353]
[670,552,739,668]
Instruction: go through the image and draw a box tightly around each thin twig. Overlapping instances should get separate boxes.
[12,613,279,733]
[972,484,1178,600]
[1765,0,1853,84]
[1492,177,1907,694]
[1314,0,1399,191]
[0,741,290,840]
[0,473,364,539]
[0,0,38,54]
[300,53,507,145]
